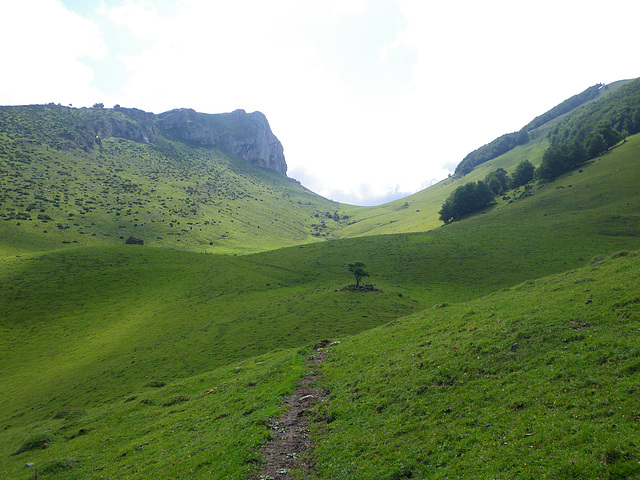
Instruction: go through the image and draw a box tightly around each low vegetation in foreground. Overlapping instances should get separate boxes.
[314,251,640,479]
[1,252,638,479]
[1,79,640,479]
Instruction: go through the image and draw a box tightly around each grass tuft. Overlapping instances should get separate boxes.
[12,432,53,455]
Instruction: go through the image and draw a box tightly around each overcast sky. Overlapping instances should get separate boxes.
[2,0,638,205]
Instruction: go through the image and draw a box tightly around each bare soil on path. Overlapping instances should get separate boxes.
[255,342,332,479]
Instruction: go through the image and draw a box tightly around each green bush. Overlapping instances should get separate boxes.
[12,432,53,455]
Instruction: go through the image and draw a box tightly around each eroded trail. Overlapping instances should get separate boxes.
[256,342,333,479]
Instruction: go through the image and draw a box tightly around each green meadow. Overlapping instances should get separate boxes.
[1,88,639,478]
[315,251,640,479]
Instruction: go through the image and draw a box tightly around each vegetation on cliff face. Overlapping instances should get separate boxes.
[535,78,640,180]
[0,104,350,254]
[0,103,287,172]
[442,78,640,223]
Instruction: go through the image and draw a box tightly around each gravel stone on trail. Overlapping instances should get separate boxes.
[256,342,334,479]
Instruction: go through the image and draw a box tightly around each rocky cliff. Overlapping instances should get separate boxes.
[94,107,158,145]
[156,108,287,174]
[0,104,287,174]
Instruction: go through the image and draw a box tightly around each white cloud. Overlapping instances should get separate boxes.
[3,0,639,205]
[0,0,107,106]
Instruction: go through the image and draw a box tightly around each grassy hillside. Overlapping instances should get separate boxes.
[336,78,638,238]
[0,346,309,479]
[333,134,549,237]
[2,80,636,254]
[1,132,639,434]
[315,250,640,479]
[1,251,638,479]
[1,83,639,479]
[0,105,353,255]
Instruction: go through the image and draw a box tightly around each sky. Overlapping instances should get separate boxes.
[1,0,638,205]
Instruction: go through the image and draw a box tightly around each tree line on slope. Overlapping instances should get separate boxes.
[442,78,640,223]
[454,84,604,176]
[439,160,535,223]
[537,79,640,180]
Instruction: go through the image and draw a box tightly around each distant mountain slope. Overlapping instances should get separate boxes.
[2,79,638,255]
[454,79,635,176]
[547,78,640,146]
[0,104,354,254]
[336,78,640,238]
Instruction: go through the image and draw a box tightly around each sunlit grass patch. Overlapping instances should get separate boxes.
[313,252,640,479]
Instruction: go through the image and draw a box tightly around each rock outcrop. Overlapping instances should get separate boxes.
[156,108,287,174]
[22,104,287,174]
[125,236,144,245]
[93,108,158,145]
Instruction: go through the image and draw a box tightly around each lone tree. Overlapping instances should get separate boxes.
[348,262,369,288]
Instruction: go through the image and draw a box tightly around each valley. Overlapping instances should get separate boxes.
[1,79,639,479]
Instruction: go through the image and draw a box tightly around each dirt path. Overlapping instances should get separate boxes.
[256,342,333,479]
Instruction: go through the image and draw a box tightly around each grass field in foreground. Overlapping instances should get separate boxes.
[0,346,308,479]
[313,251,640,479]
[1,251,638,479]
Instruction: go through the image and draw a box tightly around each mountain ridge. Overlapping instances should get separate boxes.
[0,103,287,174]
[454,78,637,176]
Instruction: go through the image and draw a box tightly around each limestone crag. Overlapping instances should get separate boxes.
[94,108,158,145]
[5,104,288,174]
[156,108,287,174]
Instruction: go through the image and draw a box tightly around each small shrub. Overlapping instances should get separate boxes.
[40,456,78,474]
[52,409,85,420]
[12,432,53,455]
[163,395,189,407]
[146,380,166,388]
[67,428,91,440]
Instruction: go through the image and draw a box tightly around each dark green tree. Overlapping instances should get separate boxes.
[596,121,623,148]
[586,132,607,157]
[439,181,495,223]
[484,168,509,195]
[537,139,587,181]
[510,160,535,188]
[348,262,369,288]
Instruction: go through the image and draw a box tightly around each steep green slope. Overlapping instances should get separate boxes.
[334,133,549,237]
[315,251,640,479]
[0,105,352,255]
[454,79,634,176]
[337,78,638,238]
[1,132,639,434]
[1,252,638,479]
